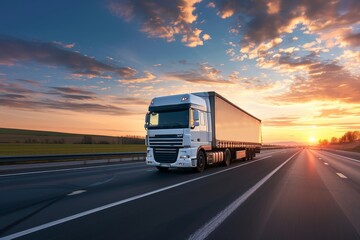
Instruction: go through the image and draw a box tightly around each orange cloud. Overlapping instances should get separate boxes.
[270,62,360,103]
[166,63,233,84]
[120,71,157,83]
[317,108,360,118]
[215,0,360,50]
[109,0,208,47]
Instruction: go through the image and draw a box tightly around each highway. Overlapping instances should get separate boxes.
[0,149,359,240]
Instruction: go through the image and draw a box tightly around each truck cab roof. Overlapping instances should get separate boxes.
[149,93,207,112]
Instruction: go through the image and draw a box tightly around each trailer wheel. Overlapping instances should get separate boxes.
[250,149,254,160]
[223,149,231,166]
[245,149,250,161]
[195,150,206,172]
[156,166,169,172]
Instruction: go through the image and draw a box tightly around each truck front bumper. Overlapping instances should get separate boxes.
[145,147,198,168]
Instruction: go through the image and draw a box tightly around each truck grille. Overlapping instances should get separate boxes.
[149,134,183,147]
[153,148,179,163]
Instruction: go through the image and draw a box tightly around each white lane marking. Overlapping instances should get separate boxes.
[320,151,360,163]
[336,173,348,179]
[188,151,299,240]
[324,162,329,165]
[88,176,116,187]
[0,154,277,240]
[0,161,145,177]
[67,190,87,196]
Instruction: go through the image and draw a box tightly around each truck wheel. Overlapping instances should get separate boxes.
[223,149,231,166]
[195,151,206,172]
[250,149,254,160]
[156,166,169,172]
[245,149,250,161]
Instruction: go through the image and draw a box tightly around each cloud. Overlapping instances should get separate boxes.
[15,79,42,87]
[202,33,211,41]
[58,94,96,100]
[0,98,133,115]
[0,79,136,115]
[215,0,360,49]
[344,32,360,47]
[317,108,360,118]
[0,93,27,99]
[109,0,208,47]
[338,49,360,74]
[51,87,96,95]
[263,116,300,127]
[270,62,360,103]
[53,41,75,49]
[228,72,274,90]
[0,81,36,94]
[0,35,137,79]
[207,2,215,8]
[114,97,149,105]
[120,71,156,83]
[229,37,283,62]
[263,116,360,129]
[166,63,233,84]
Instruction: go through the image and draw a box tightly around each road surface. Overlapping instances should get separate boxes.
[0,149,359,240]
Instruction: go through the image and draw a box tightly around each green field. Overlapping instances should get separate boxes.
[0,144,146,156]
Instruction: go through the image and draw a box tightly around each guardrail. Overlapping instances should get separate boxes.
[0,152,146,165]
[0,146,293,166]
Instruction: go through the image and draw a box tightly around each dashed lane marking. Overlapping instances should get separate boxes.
[67,190,87,196]
[336,172,347,179]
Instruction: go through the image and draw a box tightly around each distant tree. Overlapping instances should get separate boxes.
[345,131,354,142]
[318,139,329,146]
[352,131,360,141]
[81,135,93,144]
[330,137,338,144]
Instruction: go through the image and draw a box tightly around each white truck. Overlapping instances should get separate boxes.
[144,91,262,172]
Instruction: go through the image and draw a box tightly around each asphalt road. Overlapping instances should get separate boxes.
[0,149,359,240]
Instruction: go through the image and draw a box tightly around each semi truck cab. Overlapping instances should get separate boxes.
[144,93,210,171]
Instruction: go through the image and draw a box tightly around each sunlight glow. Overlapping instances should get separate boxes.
[309,136,316,143]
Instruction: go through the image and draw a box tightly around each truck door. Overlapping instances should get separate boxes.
[191,109,209,146]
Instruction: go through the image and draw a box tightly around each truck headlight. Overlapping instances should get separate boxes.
[179,155,190,159]
[147,154,152,158]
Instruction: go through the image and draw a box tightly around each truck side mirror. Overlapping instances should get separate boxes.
[191,109,200,129]
[144,112,150,129]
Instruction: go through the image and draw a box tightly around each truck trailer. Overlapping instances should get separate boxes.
[144,91,262,172]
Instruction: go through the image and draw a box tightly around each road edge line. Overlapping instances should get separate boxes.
[188,151,299,240]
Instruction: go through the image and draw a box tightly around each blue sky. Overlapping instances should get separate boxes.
[0,0,359,143]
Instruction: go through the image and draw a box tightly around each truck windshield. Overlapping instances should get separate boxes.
[148,109,189,129]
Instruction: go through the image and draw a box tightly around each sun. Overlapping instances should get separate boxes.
[309,136,316,143]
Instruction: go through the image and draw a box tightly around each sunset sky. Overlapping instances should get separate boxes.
[0,0,359,143]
